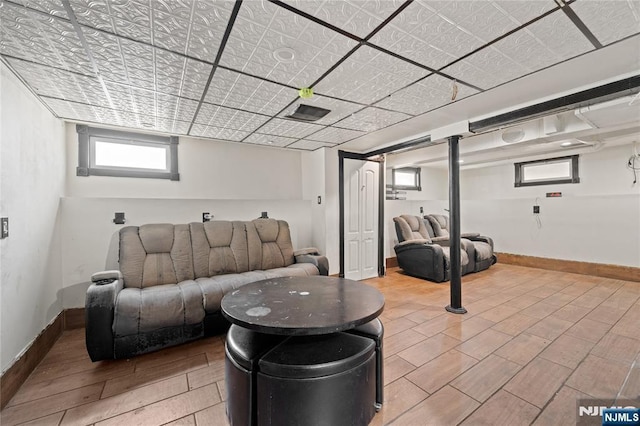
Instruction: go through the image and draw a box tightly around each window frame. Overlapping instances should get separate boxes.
[514,155,579,187]
[76,125,179,180]
[391,167,422,191]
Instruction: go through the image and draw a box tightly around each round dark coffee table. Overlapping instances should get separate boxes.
[221,275,385,335]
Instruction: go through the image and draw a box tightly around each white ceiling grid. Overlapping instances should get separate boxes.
[0,0,638,151]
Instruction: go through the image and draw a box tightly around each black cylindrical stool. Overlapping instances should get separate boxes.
[257,332,376,426]
[225,325,286,426]
[346,318,384,410]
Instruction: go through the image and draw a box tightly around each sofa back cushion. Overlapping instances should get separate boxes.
[190,221,249,278]
[247,219,295,270]
[119,224,195,288]
[394,215,431,242]
[427,214,449,237]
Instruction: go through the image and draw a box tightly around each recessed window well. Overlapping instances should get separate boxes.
[76,125,179,180]
[514,155,579,187]
[391,167,421,191]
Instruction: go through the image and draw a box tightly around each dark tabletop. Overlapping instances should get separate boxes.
[221,276,385,335]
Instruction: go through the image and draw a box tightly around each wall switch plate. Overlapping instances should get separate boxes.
[533,205,540,214]
[1,217,8,238]
[420,207,424,214]
[317,196,322,205]
[261,212,268,218]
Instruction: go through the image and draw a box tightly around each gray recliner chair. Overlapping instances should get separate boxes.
[424,214,497,272]
[393,215,471,282]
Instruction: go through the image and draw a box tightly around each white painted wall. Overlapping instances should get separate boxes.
[384,147,640,268]
[459,144,640,267]
[0,64,66,372]
[62,124,314,307]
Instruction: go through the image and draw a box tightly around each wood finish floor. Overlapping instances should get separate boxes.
[2,264,639,425]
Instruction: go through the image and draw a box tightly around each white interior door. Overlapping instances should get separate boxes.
[344,159,379,281]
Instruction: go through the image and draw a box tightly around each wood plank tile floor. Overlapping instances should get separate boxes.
[2,264,639,425]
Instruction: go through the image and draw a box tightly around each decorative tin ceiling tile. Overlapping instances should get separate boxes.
[490,10,594,73]
[314,45,429,104]
[221,0,357,87]
[12,0,67,17]
[7,58,101,103]
[205,68,298,115]
[288,139,336,151]
[374,74,479,115]
[279,95,364,126]
[69,0,234,61]
[0,2,93,74]
[306,126,365,144]
[190,124,251,141]
[258,118,325,139]
[334,107,411,132]
[286,0,406,38]
[194,103,270,132]
[244,133,298,148]
[43,97,122,125]
[570,0,640,46]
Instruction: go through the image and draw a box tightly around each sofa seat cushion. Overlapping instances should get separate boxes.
[114,281,205,337]
[440,246,470,267]
[264,263,319,278]
[196,272,267,313]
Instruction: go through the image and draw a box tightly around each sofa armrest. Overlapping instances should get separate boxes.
[465,235,494,250]
[295,253,329,276]
[85,275,123,361]
[294,247,320,256]
[396,238,430,248]
[91,270,122,284]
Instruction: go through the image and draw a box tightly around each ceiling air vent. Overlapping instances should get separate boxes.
[285,104,331,122]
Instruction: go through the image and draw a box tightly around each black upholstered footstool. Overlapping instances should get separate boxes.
[225,324,286,426]
[257,332,377,426]
[346,318,384,410]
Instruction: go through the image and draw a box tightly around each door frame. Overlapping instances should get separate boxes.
[338,150,385,278]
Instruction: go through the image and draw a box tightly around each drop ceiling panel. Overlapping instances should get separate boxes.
[375,74,479,115]
[314,45,429,104]
[571,0,640,46]
[286,0,406,38]
[288,139,336,151]
[244,133,298,148]
[190,124,251,141]
[7,58,102,103]
[10,0,67,16]
[0,2,93,74]
[194,103,270,132]
[258,118,325,139]
[279,95,363,126]
[335,107,411,132]
[205,68,297,115]
[69,0,234,61]
[221,0,358,87]
[306,126,365,144]
[44,97,122,125]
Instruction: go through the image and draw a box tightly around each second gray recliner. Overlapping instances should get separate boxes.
[425,214,496,272]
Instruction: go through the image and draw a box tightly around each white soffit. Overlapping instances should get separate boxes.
[221,0,357,88]
[314,45,429,105]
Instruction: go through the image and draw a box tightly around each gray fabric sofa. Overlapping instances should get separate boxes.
[85,218,328,361]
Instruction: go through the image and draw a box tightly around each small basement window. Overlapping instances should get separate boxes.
[515,155,579,187]
[391,167,421,190]
[76,125,179,180]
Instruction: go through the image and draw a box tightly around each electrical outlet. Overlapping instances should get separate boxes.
[202,212,212,222]
[533,205,540,214]
[420,207,424,214]
[1,217,8,238]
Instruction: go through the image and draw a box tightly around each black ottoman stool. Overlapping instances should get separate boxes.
[257,332,376,426]
[225,324,286,426]
[346,318,384,410]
